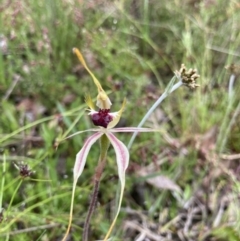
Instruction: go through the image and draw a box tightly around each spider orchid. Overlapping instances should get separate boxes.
[62,48,158,241]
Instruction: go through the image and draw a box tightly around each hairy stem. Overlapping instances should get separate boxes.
[82,135,110,241]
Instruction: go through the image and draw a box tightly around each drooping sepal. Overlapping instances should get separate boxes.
[104,132,129,240]
[62,132,104,241]
[74,132,104,180]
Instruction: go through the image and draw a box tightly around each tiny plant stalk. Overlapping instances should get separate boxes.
[128,64,200,149]
[0,153,6,213]
[6,178,23,218]
[217,74,236,153]
[83,134,110,241]
[128,77,182,149]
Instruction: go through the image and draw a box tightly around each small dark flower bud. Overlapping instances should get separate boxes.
[14,163,34,178]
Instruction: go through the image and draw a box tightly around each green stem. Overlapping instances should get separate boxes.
[128,78,182,149]
[82,134,110,241]
[0,153,6,211]
[6,178,23,217]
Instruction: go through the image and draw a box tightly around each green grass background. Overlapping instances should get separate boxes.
[0,0,240,240]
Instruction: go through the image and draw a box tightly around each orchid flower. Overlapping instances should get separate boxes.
[62,48,158,241]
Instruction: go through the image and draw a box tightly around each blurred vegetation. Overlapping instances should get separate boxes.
[0,0,240,240]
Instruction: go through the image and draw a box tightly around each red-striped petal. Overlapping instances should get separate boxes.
[74,132,103,180]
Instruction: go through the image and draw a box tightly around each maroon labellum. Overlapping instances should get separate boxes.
[91,109,113,128]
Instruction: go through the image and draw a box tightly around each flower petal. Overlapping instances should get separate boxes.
[107,98,126,129]
[62,132,103,241]
[110,127,160,133]
[85,94,95,110]
[103,132,129,241]
[106,132,129,183]
[74,132,103,180]
[62,128,100,141]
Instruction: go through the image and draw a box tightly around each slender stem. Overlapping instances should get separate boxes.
[217,74,238,153]
[62,181,77,241]
[128,80,183,149]
[6,178,22,217]
[82,176,100,241]
[82,135,110,241]
[228,74,235,100]
[0,153,6,211]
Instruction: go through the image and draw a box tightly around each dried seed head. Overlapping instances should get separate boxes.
[14,163,34,178]
[19,164,34,178]
[225,63,240,75]
[175,64,200,89]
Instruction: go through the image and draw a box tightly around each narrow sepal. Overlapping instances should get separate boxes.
[72,48,103,92]
[73,48,112,109]
[107,98,126,129]
[104,133,129,240]
[74,132,103,180]
[62,128,100,141]
[85,94,95,110]
[109,127,160,132]
[61,180,77,241]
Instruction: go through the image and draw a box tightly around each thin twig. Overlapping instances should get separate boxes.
[3,75,21,101]
[221,153,240,160]
[124,220,166,241]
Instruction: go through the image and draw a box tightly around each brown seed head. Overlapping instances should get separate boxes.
[175,64,200,89]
